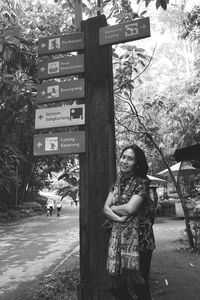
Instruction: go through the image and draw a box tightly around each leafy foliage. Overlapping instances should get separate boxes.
[114,2,200,176]
[56,159,79,203]
[0,0,182,211]
[0,1,35,208]
[181,5,200,76]
[181,6,200,42]
[0,0,77,209]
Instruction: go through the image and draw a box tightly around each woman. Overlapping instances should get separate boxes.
[103,144,155,300]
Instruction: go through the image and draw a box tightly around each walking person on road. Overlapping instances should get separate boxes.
[46,198,54,216]
[56,198,62,217]
[103,144,155,300]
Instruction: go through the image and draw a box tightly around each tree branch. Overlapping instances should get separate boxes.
[106,2,118,20]
[113,43,157,93]
[132,43,157,82]
[66,0,74,11]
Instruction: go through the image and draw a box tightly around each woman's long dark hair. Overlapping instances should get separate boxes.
[120,144,149,178]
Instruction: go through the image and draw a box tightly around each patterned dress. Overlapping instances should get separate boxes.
[106,173,155,278]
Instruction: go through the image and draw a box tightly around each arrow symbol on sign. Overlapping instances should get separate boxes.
[40,67,45,72]
[38,115,43,120]
[41,43,46,48]
[37,142,42,148]
[41,90,46,96]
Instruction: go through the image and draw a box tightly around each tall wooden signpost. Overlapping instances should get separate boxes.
[78,16,150,300]
[79,16,116,300]
[35,14,150,300]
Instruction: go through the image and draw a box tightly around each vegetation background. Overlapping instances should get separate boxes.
[0,0,200,245]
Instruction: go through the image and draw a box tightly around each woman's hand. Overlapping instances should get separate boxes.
[111,205,118,212]
[104,192,128,222]
[118,215,128,223]
[103,191,120,222]
[110,194,143,216]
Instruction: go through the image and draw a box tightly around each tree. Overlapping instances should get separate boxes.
[0,0,178,212]
[181,5,200,76]
[112,1,200,248]
[0,0,78,208]
[0,0,36,208]
[115,79,200,247]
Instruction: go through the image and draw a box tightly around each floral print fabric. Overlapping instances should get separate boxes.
[106,173,155,276]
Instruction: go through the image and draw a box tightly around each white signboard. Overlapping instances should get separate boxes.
[35,104,85,129]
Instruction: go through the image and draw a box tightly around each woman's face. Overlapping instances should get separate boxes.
[120,148,137,173]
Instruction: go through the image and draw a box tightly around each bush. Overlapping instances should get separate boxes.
[19,201,43,211]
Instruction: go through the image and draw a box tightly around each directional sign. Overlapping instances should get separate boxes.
[35,104,85,129]
[34,131,85,156]
[38,55,84,80]
[37,78,85,104]
[99,17,150,46]
[38,32,84,56]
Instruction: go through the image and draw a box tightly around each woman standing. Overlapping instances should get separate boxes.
[103,144,155,300]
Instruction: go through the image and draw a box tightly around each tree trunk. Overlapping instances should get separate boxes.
[155,144,194,248]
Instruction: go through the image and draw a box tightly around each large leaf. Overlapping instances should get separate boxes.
[160,0,167,10]
[156,0,161,9]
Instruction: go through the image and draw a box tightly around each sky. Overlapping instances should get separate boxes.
[185,0,200,11]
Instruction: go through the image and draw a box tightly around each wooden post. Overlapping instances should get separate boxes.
[79,15,116,300]
[74,0,82,31]
[97,0,101,15]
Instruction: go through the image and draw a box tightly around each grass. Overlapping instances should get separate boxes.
[34,267,80,300]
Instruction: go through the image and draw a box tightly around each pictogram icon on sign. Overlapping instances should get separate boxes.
[47,85,59,99]
[48,62,60,74]
[48,38,60,50]
[125,23,139,37]
[70,107,83,120]
[45,137,58,151]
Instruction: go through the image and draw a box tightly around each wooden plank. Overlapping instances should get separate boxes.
[74,0,83,30]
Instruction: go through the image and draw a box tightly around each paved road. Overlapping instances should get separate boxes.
[0,202,79,298]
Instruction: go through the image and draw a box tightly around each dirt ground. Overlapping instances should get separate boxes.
[1,217,200,300]
[150,217,200,300]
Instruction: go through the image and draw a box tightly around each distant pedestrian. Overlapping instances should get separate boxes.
[56,198,62,217]
[46,198,54,216]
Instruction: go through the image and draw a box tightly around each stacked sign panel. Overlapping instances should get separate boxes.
[99,17,150,46]
[34,32,85,156]
[35,104,85,129]
[38,54,84,80]
[37,78,85,104]
[38,32,84,56]
[34,131,85,156]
